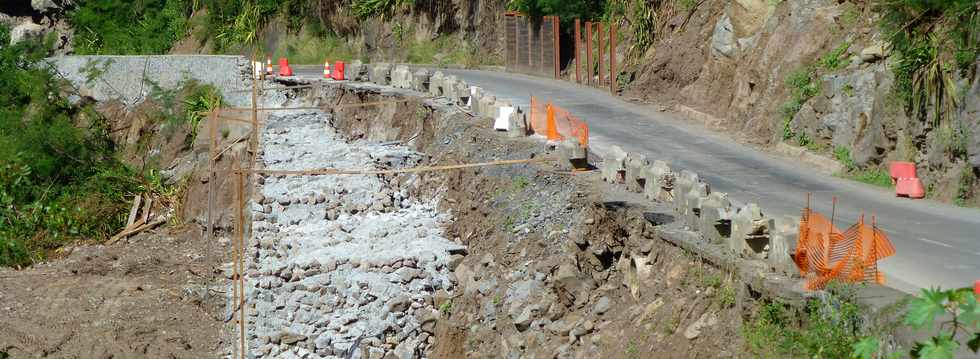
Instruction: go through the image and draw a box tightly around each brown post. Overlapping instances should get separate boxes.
[527,17,533,72]
[586,22,592,86]
[610,21,616,94]
[539,19,544,74]
[553,16,560,79]
[250,54,258,169]
[514,14,519,67]
[236,164,246,359]
[574,19,581,83]
[598,23,604,86]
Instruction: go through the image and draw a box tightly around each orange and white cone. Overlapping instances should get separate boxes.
[323,59,331,79]
[266,57,274,76]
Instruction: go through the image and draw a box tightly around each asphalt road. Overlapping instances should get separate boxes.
[297,67,980,293]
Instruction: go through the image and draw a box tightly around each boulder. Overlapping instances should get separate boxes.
[10,21,44,45]
[699,192,732,244]
[600,145,628,184]
[624,153,650,193]
[711,14,736,58]
[442,75,459,101]
[641,160,674,201]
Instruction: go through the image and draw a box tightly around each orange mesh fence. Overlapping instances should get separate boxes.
[529,96,589,147]
[794,201,896,290]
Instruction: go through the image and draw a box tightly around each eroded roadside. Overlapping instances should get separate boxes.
[240,94,465,357]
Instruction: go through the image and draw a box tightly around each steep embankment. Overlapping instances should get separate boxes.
[616,0,978,206]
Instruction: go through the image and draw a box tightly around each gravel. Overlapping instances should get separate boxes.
[242,93,464,358]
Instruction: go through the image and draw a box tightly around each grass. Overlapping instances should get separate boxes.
[744,283,869,358]
[833,146,892,188]
[779,67,818,141]
[819,41,852,71]
[271,32,359,65]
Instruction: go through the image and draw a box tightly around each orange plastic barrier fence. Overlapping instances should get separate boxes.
[529,96,589,147]
[794,197,896,290]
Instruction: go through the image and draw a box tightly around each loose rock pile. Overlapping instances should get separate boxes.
[244,110,465,358]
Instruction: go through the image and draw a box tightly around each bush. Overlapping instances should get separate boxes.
[0,25,142,267]
[70,0,193,54]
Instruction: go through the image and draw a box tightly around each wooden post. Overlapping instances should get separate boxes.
[527,16,533,73]
[539,19,545,75]
[598,22,604,87]
[574,19,581,84]
[553,16,560,79]
[207,109,216,241]
[236,163,247,358]
[610,22,616,94]
[586,22,593,86]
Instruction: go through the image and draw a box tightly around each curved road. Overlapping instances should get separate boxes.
[299,67,980,293]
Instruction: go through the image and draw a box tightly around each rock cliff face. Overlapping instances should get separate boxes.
[619,0,978,205]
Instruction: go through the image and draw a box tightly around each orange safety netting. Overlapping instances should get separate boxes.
[795,206,896,290]
[529,96,589,147]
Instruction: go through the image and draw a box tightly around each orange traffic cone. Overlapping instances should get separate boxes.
[278,58,293,77]
[266,56,273,76]
[323,59,331,79]
[546,101,560,142]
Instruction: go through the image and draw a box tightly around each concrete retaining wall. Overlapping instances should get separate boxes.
[45,55,253,107]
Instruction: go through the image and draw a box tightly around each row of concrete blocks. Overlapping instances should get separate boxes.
[597,145,798,276]
[349,64,795,276]
[357,63,530,139]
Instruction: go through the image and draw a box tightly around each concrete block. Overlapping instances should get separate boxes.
[506,109,527,138]
[346,60,366,82]
[683,182,709,230]
[673,170,700,218]
[698,192,732,244]
[370,64,391,85]
[477,95,496,119]
[429,71,445,97]
[493,102,514,131]
[600,145,628,184]
[557,137,588,170]
[453,79,469,105]
[467,86,482,108]
[767,215,799,276]
[391,65,412,89]
[624,153,650,193]
[730,203,771,258]
[641,160,674,202]
[442,75,459,101]
[412,69,430,92]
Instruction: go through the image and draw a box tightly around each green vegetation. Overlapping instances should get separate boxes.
[745,283,869,358]
[954,167,976,207]
[879,0,978,127]
[779,67,819,142]
[507,0,607,23]
[352,0,414,19]
[819,41,852,71]
[854,287,979,359]
[0,26,142,267]
[833,146,892,188]
[71,0,192,54]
